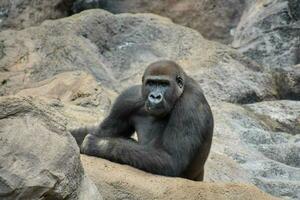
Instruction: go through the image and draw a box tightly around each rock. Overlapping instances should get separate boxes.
[273,65,300,100]
[204,153,252,183]
[0,96,102,199]
[14,70,116,127]
[0,9,282,104]
[289,0,300,20]
[246,100,300,135]
[0,9,299,199]
[210,101,300,199]
[0,0,73,31]
[232,0,300,69]
[15,71,113,107]
[72,0,250,44]
[81,155,277,200]
[78,175,103,200]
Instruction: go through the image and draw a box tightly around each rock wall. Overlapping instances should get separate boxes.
[0,0,73,30]
[232,0,300,69]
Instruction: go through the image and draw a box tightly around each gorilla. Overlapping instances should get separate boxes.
[71,60,214,181]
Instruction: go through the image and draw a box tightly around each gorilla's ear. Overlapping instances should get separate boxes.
[176,75,184,88]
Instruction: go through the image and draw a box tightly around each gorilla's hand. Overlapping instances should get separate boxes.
[80,134,110,156]
[69,126,99,146]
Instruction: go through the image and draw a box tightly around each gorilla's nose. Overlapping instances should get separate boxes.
[148,92,163,104]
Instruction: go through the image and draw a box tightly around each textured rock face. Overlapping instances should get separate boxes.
[232,0,300,69]
[209,101,300,199]
[273,65,300,100]
[0,9,299,199]
[81,155,277,200]
[0,96,102,200]
[0,9,281,104]
[0,0,73,30]
[0,0,252,44]
[72,0,250,44]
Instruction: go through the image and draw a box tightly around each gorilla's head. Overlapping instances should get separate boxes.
[142,60,185,117]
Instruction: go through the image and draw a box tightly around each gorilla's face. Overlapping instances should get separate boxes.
[142,61,185,117]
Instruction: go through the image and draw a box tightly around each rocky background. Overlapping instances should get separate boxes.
[0,0,299,199]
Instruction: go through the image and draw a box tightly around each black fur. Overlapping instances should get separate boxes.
[71,60,214,181]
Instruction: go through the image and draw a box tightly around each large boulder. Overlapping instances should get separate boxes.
[81,155,277,200]
[232,0,300,69]
[71,0,251,44]
[0,96,102,199]
[0,0,257,45]
[209,100,300,199]
[0,9,282,104]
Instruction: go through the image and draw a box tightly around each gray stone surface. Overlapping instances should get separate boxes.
[0,9,283,104]
[71,0,250,44]
[0,0,73,31]
[232,0,300,69]
[210,101,300,199]
[0,96,102,200]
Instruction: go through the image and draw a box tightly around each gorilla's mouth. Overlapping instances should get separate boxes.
[145,101,168,116]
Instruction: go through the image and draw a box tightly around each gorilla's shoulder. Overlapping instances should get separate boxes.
[121,85,141,96]
[117,85,142,102]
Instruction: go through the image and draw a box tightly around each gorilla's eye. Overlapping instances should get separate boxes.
[176,76,183,88]
[146,80,156,86]
[161,82,169,87]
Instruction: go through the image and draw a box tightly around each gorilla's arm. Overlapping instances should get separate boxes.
[70,117,133,146]
[70,86,143,145]
[81,93,210,177]
[81,135,177,176]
